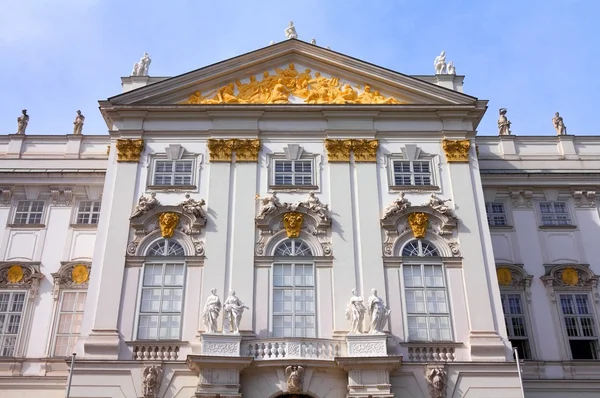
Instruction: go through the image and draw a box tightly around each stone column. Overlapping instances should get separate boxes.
[81,138,144,359]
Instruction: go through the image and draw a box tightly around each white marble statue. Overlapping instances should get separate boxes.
[223,290,249,334]
[132,52,152,76]
[16,109,29,135]
[427,193,452,214]
[202,288,222,333]
[302,192,329,220]
[285,365,305,393]
[130,193,159,219]
[498,108,512,136]
[367,289,390,334]
[345,289,367,334]
[257,192,282,218]
[383,192,411,219]
[284,21,298,39]
[552,112,567,136]
[310,38,316,45]
[178,193,206,219]
[426,367,447,398]
[447,61,456,75]
[72,110,85,135]
[434,51,447,74]
[269,41,275,45]
[142,365,162,398]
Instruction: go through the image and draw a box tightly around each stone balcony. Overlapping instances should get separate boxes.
[246,338,345,361]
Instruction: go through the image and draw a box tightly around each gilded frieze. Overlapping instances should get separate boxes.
[442,139,470,163]
[181,64,404,105]
[325,139,378,162]
[116,139,144,163]
[207,138,261,163]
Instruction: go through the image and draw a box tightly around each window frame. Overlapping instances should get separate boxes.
[9,199,47,226]
[536,200,574,228]
[147,155,199,190]
[387,152,439,191]
[50,289,87,357]
[268,153,319,192]
[500,292,533,360]
[0,290,28,357]
[485,201,511,228]
[73,200,102,226]
[557,292,600,360]
[272,159,315,188]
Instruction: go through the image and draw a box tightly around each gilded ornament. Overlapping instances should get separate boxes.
[207,139,261,162]
[180,64,403,105]
[207,139,235,162]
[71,264,89,284]
[116,139,144,163]
[324,139,378,162]
[283,212,304,238]
[561,267,579,286]
[106,145,111,155]
[408,212,428,239]
[7,265,24,284]
[496,267,513,286]
[234,139,261,162]
[351,139,379,162]
[325,139,352,162]
[159,212,180,238]
[442,139,470,162]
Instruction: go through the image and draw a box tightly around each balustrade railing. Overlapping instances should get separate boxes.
[130,344,180,361]
[247,339,345,361]
[405,345,456,362]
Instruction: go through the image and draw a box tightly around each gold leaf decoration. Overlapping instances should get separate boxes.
[159,212,180,238]
[207,139,235,162]
[496,268,513,286]
[324,139,378,163]
[116,139,144,163]
[7,265,24,284]
[442,139,470,162]
[352,139,379,162]
[408,212,428,239]
[283,212,304,238]
[72,264,90,284]
[234,139,261,162]
[561,267,579,286]
[181,64,404,105]
[207,139,261,163]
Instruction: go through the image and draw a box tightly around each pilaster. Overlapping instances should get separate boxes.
[498,135,519,159]
[557,135,579,160]
[65,134,83,159]
[6,134,24,159]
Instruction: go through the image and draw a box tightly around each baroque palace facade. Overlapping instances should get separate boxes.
[0,39,599,398]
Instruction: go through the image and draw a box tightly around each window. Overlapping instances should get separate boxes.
[273,160,313,186]
[53,291,86,357]
[13,200,44,224]
[75,201,101,224]
[559,294,598,359]
[151,160,194,186]
[539,201,571,226]
[402,240,451,342]
[501,293,531,359]
[486,202,508,227]
[137,239,185,340]
[272,239,315,338]
[0,291,26,357]
[392,160,432,187]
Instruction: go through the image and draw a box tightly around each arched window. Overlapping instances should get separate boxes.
[272,239,315,338]
[402,239,439,257]
[274,239,312,256]
[146,239,185,256]
[137,238,185,340]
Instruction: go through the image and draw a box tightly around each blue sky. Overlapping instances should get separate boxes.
[0,0,597,136]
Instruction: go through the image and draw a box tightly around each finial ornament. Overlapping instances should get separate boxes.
[284,21,298,39]
[498,108,512,135]
[72,110,85,135]
[16,109,29,135]
[131,52,151,76]
[552,112,567,135]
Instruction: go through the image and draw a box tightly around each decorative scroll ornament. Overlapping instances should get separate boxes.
[442,139,470,162]
[408,212,428,238]
[207,138,261,162]
[0,264,43,295]
[325,139,379,162]
[496,267,513,286]
[283,212,303,238]
[159,212,180,238]
[181,64,403,105]
[116,139,144,162]
[7,265,23,283]
[72,264,89,284]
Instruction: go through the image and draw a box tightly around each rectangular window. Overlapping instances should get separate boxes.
[138,263,184,340]
[13,200,45,224]
[559,294,599,359]
[53,291,86,357]
[273,160,313,186]
[403,264,451,341]
[392,160,432,186]
[273,263,315,338]
[75,201,101,225]
[501,293,531,359]
[539,201,571,226]
[0,291,26,357]
[486,202,508,227]
[152,160,194,186]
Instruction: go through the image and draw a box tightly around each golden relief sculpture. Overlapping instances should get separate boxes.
[442,139,471,162]
[408,212,428,239]
[72,264,90,284]
[496,267,513,286]
[181,64,404,105]
[207,139,261,162]
[159,212,180,238]
[7,265,24,284]
[561,267,579,286]
[283,212,304,238]
[324,139,379,162]
[116,139,144,163]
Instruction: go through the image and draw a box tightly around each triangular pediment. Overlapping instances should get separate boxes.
[108,39,478,106]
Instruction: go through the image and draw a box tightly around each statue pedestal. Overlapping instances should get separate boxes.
[346,333,388,357]
[201,333,242,357]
